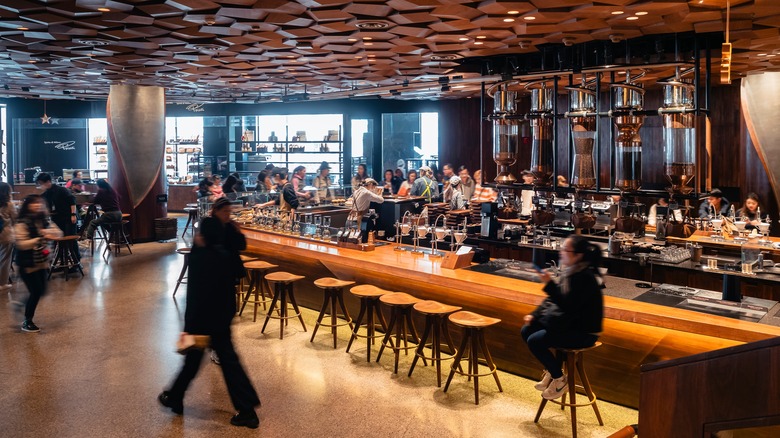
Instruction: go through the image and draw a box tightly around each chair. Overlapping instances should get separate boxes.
[534,342,604,438]
[172,248,191,297]
[346,285,390,362]
[310,277,355,348]
[443,310,503,405]
[375,292,425,374]
[48,235,84,280]
[407,300,462,387]
[262,272,307,339]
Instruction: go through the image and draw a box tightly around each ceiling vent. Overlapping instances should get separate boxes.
[430,54,461,61]
[74,38,111,46]
[355,21,391,30]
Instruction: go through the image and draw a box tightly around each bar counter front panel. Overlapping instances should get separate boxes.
[241,227,780,409]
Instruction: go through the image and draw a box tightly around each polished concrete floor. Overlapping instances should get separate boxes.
[0,219,638,437]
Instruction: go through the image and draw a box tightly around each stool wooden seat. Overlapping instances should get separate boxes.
[262,272,306,339]
[182,207,198,237]
[172,247,191,297]
[346,284,390,362]
[102,220,132,259]
[534,342,604,438]
[239,260,278,321]
[48,235,84,280]
[310,277,355,348]
[408,300,462,386]
[376,292,425,374]
[240,254,258,262]
[443,310,503,405]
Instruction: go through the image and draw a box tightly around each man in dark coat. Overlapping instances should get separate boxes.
[159,198,261,428]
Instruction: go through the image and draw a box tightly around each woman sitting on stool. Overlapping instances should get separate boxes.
[83,179,122,240]
[521,235,604,400]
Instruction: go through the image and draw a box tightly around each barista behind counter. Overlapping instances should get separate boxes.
[258,168,299,213]
[348,178,384,228]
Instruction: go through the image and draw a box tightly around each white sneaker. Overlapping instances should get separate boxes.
[534,370,552,391]
[542,375,568,400]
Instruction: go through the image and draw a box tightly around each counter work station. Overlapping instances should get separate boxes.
[231,188,780,410]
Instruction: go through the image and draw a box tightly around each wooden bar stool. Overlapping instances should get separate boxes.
[346,285,389,362]
[172,247,191,297]
[237,254,259,310]
[182,207,198,237]
[375,292,425,374]
[102,220,132,259]
[310,277,355,348]
[121,213,133,244]
[534,342,604,438]
[443,311,503,405]
[48,235,84,280]
[408,300,462,387]
[239,260,277,322]
[262,272,306,339]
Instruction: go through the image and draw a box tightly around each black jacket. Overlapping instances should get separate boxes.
[532,269,604,334]
[183,217,246,334]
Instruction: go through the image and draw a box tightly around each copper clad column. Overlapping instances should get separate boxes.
[107,84,166,242]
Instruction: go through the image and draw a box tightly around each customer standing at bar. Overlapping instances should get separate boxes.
[521,235,604,400]
[458,165,475,201]
[397,169,416,197]
[312,161,332,203]
[0,182,15,289]
[83,179,122,241]
[15,195,63,332]
[159,197,261,428]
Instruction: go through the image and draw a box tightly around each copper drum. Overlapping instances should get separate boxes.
[530,88,554,113]
[611,84,644,110]
[567,86,596,112]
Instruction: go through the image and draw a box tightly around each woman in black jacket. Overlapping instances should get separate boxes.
[159,198,261,428]
[521,235,604,400]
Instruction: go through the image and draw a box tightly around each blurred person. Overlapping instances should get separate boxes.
[14,195,63,333]
[470,169,498,203]
[231,172,246,193]
[291,165,310,200]
[313,161,333,202]
[65,170,85,193]
[448,176,467,210]
[557,175,569,188]
[382,169,395,195]
[458,165,475,200]
[0,182,15,290]
[159,197,261,428]
[83,179,122,241]
[210,175,224,198]
[222,174,239,200]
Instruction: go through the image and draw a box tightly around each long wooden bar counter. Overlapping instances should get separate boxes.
[241,226,780,408]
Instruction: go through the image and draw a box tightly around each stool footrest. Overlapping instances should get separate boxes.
[546,387,598,408]
[449,363,499,379]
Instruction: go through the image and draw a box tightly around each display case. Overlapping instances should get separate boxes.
[88,118,108,180]
[228,114,344,188]
[165,117,203,183]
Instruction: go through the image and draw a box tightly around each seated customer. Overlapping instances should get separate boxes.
[521,235,604,400]
[647,198,682,226]
[738,192,762,230]
[84,179,122,240]
[65,171,85,193]
[196,179,214,200]
[698,188,730,219]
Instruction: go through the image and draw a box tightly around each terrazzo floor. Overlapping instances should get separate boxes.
[0,218,638,437]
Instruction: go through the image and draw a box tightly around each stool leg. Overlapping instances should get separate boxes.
[310,292,330,343]
[408,315,432,378]
[238,271,253,316]
[346,299,367,354]
[577,353,604,426]
[442,320,463,374]
[182,216,192,238]
[479,331,503,392]
[567,353,578,438]
[444,332,470,393]
[365,300,375,362]
[432,317,442,386]
[336,291,352,331]
[287,285,306,332]
[261,283,281,335]
[172,255,188,297]
[376,308,398,363]
[330,290,338,348]
[394,309,406,373]
[534,398,549,423]
[471,330,480,404]
[279,284,288,339]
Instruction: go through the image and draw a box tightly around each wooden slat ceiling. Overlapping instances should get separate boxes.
[0,0,777,102]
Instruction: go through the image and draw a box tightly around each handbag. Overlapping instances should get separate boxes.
[666,209,696,238]
[176,332,211,355]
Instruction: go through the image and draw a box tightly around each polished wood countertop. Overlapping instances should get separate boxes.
[241,226,780,344]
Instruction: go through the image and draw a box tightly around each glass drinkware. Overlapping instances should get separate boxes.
[530,117,553,185]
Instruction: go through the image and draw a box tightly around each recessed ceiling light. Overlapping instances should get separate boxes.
[459,37,469,41]
[27,60,36,63]
[364,42,373,46]
[368,58,376,62]
[758,53,767,56]
[368,54,375,57]
[503,18,515,22]
[611,11,623,15]
[508,10,520,15]
[474,41,484,45]
[362,37,372,40]
[524,16,536,21]
[476,36,486,39]
[287,55,295,58]
[348,38,357,42]
[354,55,361,59]
[97,8,110,12]
[627,16,639,20]
[17,27,28,31]
[635,11,648,16]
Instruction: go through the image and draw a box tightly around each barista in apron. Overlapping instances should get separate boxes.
[264,168,299,220]
[349,178,384,229]
[410,166,439,203]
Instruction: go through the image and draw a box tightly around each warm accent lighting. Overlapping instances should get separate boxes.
[611,11,623,15]
[474,41,484,45]
[508,11,519,15]
[627,16,639,21]
[97,8,110,12]
[524,16,536,21]
[459,37,469,41]
[364,42,373,46]
[348,38,357,42]
[635,12,648,16]
[503,18,515,22]
[17,27,28,30]
[362,37,372,40]
[476,36,486,39]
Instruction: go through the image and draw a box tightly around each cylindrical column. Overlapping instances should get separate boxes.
[107,84,166,242]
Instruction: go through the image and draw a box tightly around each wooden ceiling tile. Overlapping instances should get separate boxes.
[152,17,192,30]
[306,8,355,22]
[311,22,356,34]
[255,39,295,50]
[163,0,221,13]
[123,25,172,38]
[693,20,724,34]
[264,12,314,27]
[218,35,263,45]
[389,11,442,25]
[430,4,482,20]
[429,19,479,33]
[385,0,439,12]
[320,43,360,53]
[342,3,394,18]
[18,12,73,26]
[137,3,188,19]
[199,25,244,36]
[216,7,267,20]
[100,29,145,40]
[388,24,432,38]
[557,17,609,33]
[390,44,429,54]
[261,0,309,15]
[276,27,323,39]
[476,1,534,16]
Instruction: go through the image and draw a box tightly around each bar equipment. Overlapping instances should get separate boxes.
[758,217,771,245]
[395,211,412,251]
[710,216,724,241]
[429,214,448,258]
[413,222,429,254]
[322,216,332,242]
[612,71,645,191]
[567,82,597,190]
[660,69,696,194]
[528,82,554,186]
[489,83,523,183]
